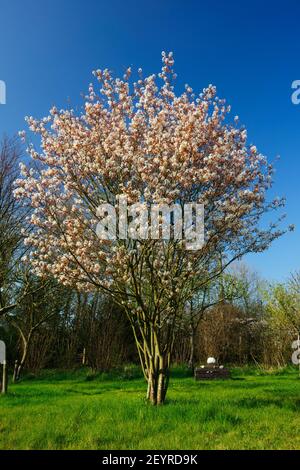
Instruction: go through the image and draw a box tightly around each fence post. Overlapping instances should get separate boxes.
[0,340,7,394]
[2,360,7,394]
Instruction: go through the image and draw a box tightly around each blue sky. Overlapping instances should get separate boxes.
[0,0,299,281]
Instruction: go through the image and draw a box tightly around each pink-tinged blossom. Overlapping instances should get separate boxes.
[14,52,287,320]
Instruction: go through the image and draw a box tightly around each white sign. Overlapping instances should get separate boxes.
[207,357,216,364]
[0,340,5,365]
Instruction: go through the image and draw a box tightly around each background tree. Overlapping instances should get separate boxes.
[0,136,28,316]
[78,293,135,372]
[6,272,66,381]
[15,53,288,404]
[264,275,300,370]
[173,263,266,366]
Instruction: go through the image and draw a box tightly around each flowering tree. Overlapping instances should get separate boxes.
[15,53,288,404]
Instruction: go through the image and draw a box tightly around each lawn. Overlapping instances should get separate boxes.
[0,366,300,450]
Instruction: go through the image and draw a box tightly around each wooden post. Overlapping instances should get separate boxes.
[298,333,300,378]
[2,360,7,394]
[0,341,7,394]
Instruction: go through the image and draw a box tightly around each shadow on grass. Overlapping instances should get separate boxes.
[171,367,194,379]
[234,396,300,411]
[64,385,145,396]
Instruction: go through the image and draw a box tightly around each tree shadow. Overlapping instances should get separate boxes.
[234,396,300,411]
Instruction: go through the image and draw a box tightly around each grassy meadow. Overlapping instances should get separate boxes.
[0,366,300,450]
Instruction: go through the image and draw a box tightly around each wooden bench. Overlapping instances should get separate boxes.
[194,366,230,380]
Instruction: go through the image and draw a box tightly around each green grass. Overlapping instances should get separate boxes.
[0,365,300,450]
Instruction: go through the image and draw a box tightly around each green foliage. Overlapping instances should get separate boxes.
[0,367,300,450]
[264,274,300,333]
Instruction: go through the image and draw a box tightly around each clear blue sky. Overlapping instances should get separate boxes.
[0,0,299,281]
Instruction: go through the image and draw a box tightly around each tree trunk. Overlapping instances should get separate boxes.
[135,335,171,405]
[126,308,174,406]
[12,360,18,383]
[82,347,86,366]
[188,328,195,371]
[15,334,31,381]
[146,357,169,405]
[188,300,196,371]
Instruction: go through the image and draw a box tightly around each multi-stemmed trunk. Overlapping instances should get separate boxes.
[145,350,171,405]
[127,308,175,405]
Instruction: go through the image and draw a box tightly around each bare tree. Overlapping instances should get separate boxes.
[0,136,33,317]
[6,272,66,381]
